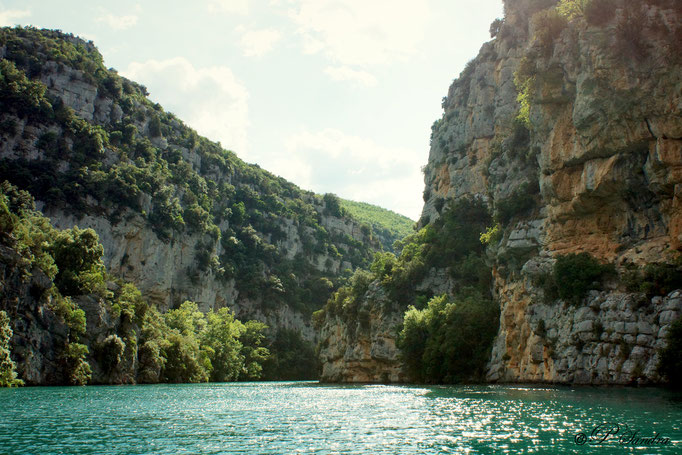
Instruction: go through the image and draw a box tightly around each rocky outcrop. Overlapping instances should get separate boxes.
[0,245,68,384]
[317,282,407,383]
[488,284,682,384]
[480,1,682,384]
[442,1,680,384]
[0,243,138,385]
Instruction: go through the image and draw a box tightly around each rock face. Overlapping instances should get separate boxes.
[0,243,139,385]
[317,265,456,383]
[488,286,682,384]
[479,0,682,385]
[317,282,407,383]
[0,245,68,384]
[319,0,682,384]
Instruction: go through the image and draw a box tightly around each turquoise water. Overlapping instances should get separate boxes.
[0,383,680,454]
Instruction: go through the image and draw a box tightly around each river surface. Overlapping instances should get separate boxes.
[0,382,680,454]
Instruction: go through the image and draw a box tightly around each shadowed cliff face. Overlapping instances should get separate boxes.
[318,0,682,385]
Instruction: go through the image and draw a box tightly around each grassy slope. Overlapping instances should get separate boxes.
[340,199,415,252]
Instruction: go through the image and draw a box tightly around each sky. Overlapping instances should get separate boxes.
[0,0,504,220]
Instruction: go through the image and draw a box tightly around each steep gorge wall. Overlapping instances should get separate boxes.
[0,28,379,344]
[318,0,682,384]
[479,0,682,384]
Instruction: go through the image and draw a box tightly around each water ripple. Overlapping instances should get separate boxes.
[0,382,680,454]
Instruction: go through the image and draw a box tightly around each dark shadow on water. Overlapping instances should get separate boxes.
[411,383,682,409]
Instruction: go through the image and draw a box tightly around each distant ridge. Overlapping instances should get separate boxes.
[339,199,414,252]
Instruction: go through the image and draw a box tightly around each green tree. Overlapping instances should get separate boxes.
[96,334,126,374]
[165,301,206,336]
[50,227,107,296]
[397,293,499,383]
[201,308,245,382]
[62,342,92,385]
[159,301,210,383]
[161,331,210,383]
[557,0,589,20]
[262,329,317,380]
[113,283,148,325]
[323,193,343,217]
[239,320,269,380]
[0,311,22,387]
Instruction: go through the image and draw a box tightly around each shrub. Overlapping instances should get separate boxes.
[584,0,617,26]
[0,311,23,387]
[658,317,682,387]
[61,342,92,385]
[238,320,269,380]
[490,18,504,38]
[97,334,126,373]
[112,283,148,325]
[506,118,531,158]
[557,0,589,20]
[450,253,493,291]
[532,8,568,56]
[480,224,502,245]
[641,262,682,296]
[625,261,682,297]
[161,331,210,383]
[148,116,162,137]
[137,340,164,383]
[397,293,499,383]
[50,226,107,297]
[514,58,536,128]
[52,293,87,338]
[433,197,445,213]
[494,180,539,225]
[553,252,611,303]
[614,7,649,61]
[323,193,343,217]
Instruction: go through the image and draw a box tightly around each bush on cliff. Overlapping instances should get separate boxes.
[0,311,22,387]
[658,317,682,388]
[397,292,499,383]
[623,261,682,298]
[540,252,613,304]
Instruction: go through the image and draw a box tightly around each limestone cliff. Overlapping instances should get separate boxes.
[317,281,407,383]
[318,0,682,385]
[0,27,382,348]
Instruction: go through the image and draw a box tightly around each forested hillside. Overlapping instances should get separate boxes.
[339,198,414,252]
[0,26,386,384]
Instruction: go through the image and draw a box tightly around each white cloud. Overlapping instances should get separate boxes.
[0,9,30,26]
[324,65,377,87]
[287,0,430,67]
[97,13,138,30]
[271,128,422,219]
[208,0,249,15]
[239,28,281,57]
[122,57,250,156]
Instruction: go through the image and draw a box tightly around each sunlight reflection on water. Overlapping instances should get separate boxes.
[0,382,680,454]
